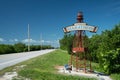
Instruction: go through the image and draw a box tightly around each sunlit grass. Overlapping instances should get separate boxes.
[0,49,98,80]
[111,73,120,80]
[1,49,119,80]
[17,49,97,80]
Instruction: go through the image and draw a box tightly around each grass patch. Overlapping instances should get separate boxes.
[0,49,97,80]
[110,73,120,80]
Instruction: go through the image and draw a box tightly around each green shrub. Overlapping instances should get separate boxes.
[0,44,15,54]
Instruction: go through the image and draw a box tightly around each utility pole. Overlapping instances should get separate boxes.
[40,33,42,50]
[28,24,30,51]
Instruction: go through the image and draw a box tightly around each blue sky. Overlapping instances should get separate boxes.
[0,0,120,47]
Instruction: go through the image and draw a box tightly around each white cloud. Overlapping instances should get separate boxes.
[0,38,5,42]
[22,39,37,43]
[14,39,18,42]
[45,40,51,43]
[21,38,60,47]
[40,40,44,43]
[52,40,59,44]
[9,39,18,42]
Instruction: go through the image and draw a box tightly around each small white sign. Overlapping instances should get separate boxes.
[74,23,87,26]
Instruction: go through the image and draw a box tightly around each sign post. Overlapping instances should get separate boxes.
[63,12,98,73]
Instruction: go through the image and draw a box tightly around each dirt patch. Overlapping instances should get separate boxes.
[55,66,64,70]
[55,65,112,80]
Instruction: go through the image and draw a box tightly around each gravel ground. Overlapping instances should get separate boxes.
[57,66,112,80]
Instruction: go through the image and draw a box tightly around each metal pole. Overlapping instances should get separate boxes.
[76,53,79,72]
[84,53,86,73]
[70,53,73,65]
[28,24,30,51]
[90,53,92,72]
[40,33,42,50]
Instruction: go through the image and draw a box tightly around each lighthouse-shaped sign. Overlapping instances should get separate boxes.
[63,12,98,73]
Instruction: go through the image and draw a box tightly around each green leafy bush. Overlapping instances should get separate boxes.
[0,44,15,54]
[98,48,120,74]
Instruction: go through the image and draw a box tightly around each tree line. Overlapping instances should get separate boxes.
[59,23,120,74]
[0,42,54,55]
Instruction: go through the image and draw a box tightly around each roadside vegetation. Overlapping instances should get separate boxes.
[0,49,97,80]
[0,23,120,80]
[59,23,120,79]
[0,43,53,55]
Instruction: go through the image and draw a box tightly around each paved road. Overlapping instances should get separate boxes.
[0,49,56,70]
